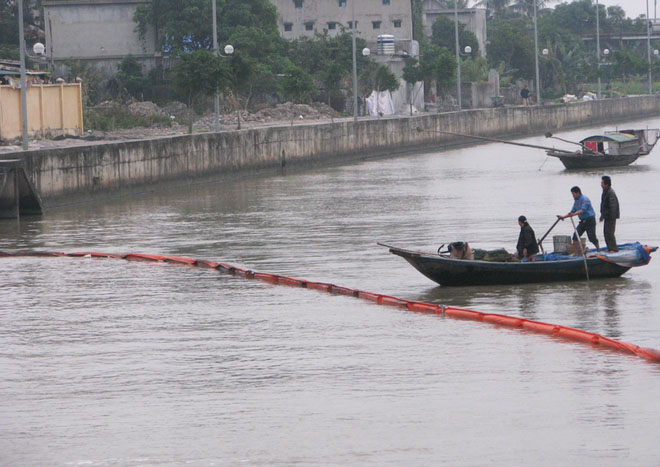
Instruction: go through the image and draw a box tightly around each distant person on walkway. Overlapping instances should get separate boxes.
[520,85,530,106]
[515,215,539,261]
[557,186,600,253]
[599,175,620,252]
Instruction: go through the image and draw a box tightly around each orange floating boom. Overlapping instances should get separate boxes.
[1,250,658,365]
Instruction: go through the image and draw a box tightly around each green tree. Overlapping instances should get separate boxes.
[116,55,149,100]
[610,49,647,82]
[411,0,425,42]
[170,49,232,132]
[134,0,279,52]
[359,63,399,94]
[551,0,601,35]
[461,56,489,82]
[63,60,104,105]
[431,15,479,57]
[431,0,469,7]
[487,18,535,79]
[288,31,369,110]
[402,57,425,115]
[0,0,43,59]
[421,43,457,98]
[226,25,287,109]
[474,0,512,19]
[537,13,587,95]
[280,62,315,104]
[135,0,285,112]
[509,0,556,18]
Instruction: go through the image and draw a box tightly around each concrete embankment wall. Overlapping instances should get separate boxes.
[4,96,660,204]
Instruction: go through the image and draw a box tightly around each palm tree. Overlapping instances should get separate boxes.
[473,0,512,19]
[509,0,557,18]
[432,0,470,8]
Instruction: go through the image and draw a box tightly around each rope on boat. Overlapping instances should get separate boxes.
[2,249,659,365]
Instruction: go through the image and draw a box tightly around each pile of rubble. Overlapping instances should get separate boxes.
[0,100,346,150]
[192,102,342,131]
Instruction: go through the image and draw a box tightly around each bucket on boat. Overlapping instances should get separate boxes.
[553,235,586,254]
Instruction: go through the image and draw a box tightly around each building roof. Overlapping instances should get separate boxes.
[580,134,637,143]
[0,60,49,77]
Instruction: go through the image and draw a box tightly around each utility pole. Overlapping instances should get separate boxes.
[18,0,29,150]
[454,2,461,110]
[596,0,601,99]
[351,0,358,122]
[648,0,653,94]
[533,0,541,106]
[212,0,220,132]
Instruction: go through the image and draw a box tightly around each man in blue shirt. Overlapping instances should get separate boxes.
[557,186,600,253]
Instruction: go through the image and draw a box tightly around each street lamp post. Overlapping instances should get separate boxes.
[351,0,358,122]
[212,0,233,132]
[212,0,220,132]
[454,1,462,110]
[603,48,610,97]
[533,0,541,106]
[18,0,29,150]
[596,0,601,99]
[647,0,653,94]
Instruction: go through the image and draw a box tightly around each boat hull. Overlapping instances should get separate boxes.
[546,151,640,169]
[389,247,630,286]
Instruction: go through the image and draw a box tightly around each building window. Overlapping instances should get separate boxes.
[294,0,303,8]
[284,23,293,32]
[393,20,402,28]
[328,22,337,30]
[338,0,346,6]
[305,22,314,31]
[383,0,390,4]
[348,21,357,29]
[372,21,381,29]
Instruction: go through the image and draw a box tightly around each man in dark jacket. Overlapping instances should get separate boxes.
[599,175,620,252]
[516,215,539,261]
[520,85,530,105]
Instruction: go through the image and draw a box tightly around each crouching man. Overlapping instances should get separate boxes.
[448,241,473,260]
[515,215,539,262]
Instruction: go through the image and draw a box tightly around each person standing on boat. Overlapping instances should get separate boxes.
[515,216,539,261]
[599,175,620,252]
[557,186,600,253]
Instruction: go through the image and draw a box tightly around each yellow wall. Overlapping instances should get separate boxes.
[0,83,83,141]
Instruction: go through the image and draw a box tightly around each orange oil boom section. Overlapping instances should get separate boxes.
[2,249,659,364]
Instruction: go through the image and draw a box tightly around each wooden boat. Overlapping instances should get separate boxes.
[545,129,660,169]
[379,242,657,286]
[415,127,659,170]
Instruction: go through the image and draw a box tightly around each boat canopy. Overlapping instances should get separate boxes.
[579,133,637,143]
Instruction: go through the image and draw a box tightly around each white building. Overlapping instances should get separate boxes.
[422,1,487,57]
[269,0,422,114]
[271,0,413,52]
[42,0,158,77]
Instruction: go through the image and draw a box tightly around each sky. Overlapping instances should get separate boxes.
[588,0,655,19]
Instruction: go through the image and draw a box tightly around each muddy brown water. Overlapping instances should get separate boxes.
[2,117,660,465]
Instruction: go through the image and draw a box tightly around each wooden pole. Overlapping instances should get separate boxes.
[416,127,575,153]
[570,216,589,281]
[537,217,561,253]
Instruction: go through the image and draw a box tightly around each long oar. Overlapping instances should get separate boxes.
[569,217,590,281]
[537,217,561,253]
[415,127,576,154]
[545,132,601,155]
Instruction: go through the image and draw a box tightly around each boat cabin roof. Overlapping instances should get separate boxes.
[580,133,637,144]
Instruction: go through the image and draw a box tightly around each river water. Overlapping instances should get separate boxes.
[2,116,660,466]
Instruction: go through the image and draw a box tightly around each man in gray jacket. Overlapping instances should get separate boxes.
[599,175,620,252]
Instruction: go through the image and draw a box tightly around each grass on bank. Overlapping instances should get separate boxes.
[84,107,172,132]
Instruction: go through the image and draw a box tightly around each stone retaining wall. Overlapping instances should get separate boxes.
[3,96,659,204]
